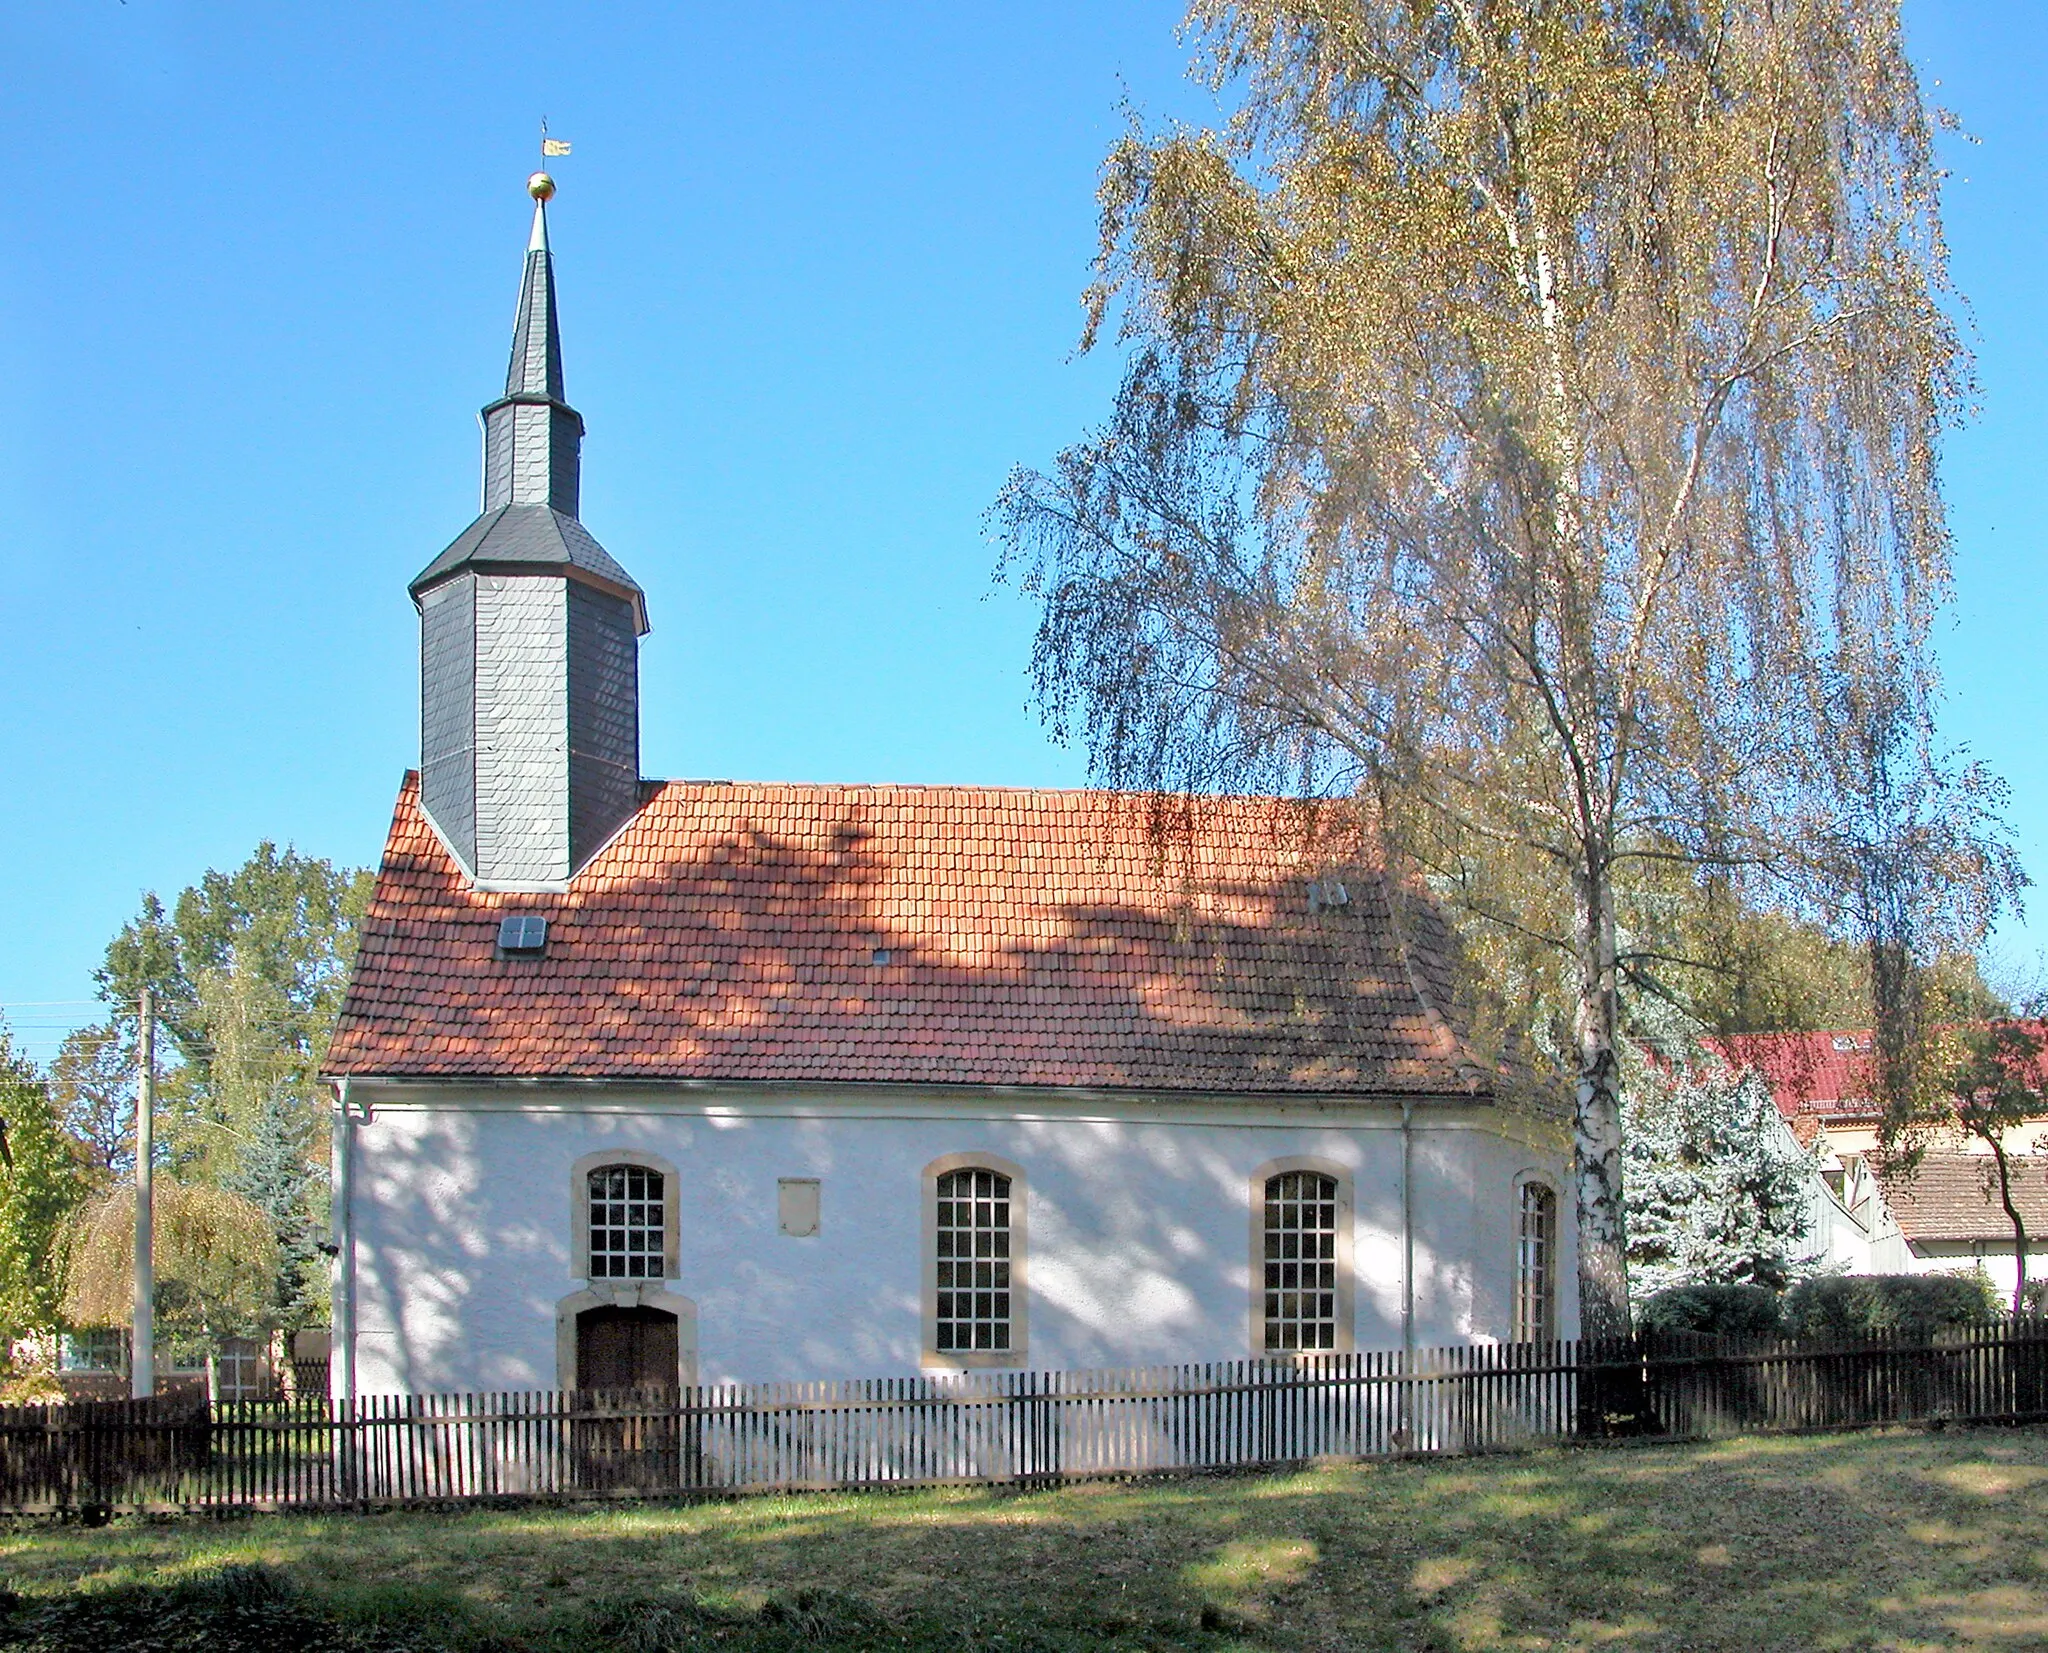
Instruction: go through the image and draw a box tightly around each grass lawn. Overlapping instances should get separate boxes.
[6,1425,2048,1651]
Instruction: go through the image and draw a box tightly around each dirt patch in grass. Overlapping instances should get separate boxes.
[7,1425,2048,1649]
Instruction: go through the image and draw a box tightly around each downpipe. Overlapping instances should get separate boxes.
[328,1077,358,1406]
[1398,1096,1415,1447]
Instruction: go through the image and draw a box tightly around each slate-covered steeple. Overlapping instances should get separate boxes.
[483,197,581,514]
[410,174,649,889]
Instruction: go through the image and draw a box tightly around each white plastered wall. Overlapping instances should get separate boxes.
[340,1083,1575,1395]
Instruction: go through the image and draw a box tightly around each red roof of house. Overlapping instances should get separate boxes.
[1710,1030,1880,1121]
[323,775,1490,1095]
[1882,1152,2048,1243]
[1710,1024,2048,1125]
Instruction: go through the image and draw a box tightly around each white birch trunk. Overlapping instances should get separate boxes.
[1573,857,1633,1341]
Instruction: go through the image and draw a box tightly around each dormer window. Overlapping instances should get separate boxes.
[498,914,548,955]
[1307,877,1351,914]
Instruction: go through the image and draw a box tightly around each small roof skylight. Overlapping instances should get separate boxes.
[498,914,549,954]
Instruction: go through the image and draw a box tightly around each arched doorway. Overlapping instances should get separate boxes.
[575,1304,680,1393]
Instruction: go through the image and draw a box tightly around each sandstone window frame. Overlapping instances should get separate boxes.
[570,1148,681,1285]
[1249,1156,1355,1357]
[921,1151,1028,1370]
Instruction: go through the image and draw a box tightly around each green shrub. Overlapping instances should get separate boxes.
[1780,1273,1999,1342]
[1636,1283,1782,1339]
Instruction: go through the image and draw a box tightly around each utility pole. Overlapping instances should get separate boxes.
[131,985,155,1399]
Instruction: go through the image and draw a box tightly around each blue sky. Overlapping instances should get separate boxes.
[2,1,2044,1065]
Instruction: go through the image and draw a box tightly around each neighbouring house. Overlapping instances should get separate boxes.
[1878,1154,2048,1302]
[44,1330,274,1404]
[316,177,1576,1399]
[1716,1029,2048,1288]
[1718,1029,1891,1162]
[1754,1105,1905,1279]
[1719,1026,2048,1164]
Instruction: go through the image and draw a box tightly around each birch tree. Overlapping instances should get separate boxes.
[994,0,2003,1335]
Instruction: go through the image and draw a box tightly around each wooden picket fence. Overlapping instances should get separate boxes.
[8,1322,2048,1512]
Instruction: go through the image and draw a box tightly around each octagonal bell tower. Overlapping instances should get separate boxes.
[410,175,649,887]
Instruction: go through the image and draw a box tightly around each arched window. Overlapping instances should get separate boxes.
[923,1155,1027,1366]
[1515,1181,1558,1344]
[1263,1170,1341,1351]
[587,1164,666,1280]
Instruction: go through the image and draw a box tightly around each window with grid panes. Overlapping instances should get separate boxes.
[1263,1171,1339,1351]
[1514,1182,1557,1343]
[588,1165,665,1279]
[934,1168,1011,1352]
[59,1329,126,1373]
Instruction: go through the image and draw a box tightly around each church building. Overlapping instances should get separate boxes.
[319,176,1576,1397]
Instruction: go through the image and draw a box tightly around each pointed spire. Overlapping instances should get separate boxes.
[480,172,582,516]
[411,170,648,888]
[413,172,645,634]
[505,196,565,402]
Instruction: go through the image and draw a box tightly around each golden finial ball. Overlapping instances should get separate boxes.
[527,171,556,202]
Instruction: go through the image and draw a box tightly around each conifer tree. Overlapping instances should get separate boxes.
[1623,1064,1819,1300]
[222,1091,325,1332]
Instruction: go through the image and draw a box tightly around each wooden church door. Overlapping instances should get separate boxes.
[576,1305,679,1392]
[572,1306,683,1491]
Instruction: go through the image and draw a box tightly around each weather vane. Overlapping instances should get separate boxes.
[532,117,572,201]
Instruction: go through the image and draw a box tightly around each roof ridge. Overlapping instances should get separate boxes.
[1717,1020,2048,1044]
[644,777,1363,807]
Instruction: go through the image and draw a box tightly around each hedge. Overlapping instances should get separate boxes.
[1779,1273,2000,1342]
[1636,1283,1784,1339]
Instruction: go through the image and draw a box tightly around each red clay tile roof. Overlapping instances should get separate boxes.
[324,775,1490,1095]
[1712,1025,2048,1125]
[1882,1152,2048,1243]
[1709,1031,1880,1121]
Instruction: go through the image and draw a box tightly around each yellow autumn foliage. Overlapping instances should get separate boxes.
[62,1181,279,1340]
